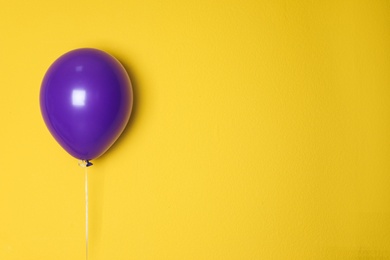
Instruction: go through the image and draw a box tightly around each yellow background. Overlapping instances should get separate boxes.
[0,0,389,259]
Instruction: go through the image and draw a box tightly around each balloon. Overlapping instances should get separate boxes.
[40,48,133,161]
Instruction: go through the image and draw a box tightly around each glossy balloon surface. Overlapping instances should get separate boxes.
[40,48,133,160]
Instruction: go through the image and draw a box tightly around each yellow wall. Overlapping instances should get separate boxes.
[1,0,389,259]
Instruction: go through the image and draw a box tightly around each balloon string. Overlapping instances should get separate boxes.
[85,166,89,260]
[78,160,92,259]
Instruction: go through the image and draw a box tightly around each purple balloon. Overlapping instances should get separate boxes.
[40,48,133,161]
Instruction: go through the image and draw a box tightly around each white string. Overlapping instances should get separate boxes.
[85,166,89,260]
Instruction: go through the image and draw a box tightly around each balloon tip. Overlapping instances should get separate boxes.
[86,160,93,167]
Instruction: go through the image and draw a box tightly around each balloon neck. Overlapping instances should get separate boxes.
[78,160,93,167]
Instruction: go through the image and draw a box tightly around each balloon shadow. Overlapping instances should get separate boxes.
[86,48,140,257]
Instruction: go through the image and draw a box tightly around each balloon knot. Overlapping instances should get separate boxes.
[78,160,93,167]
